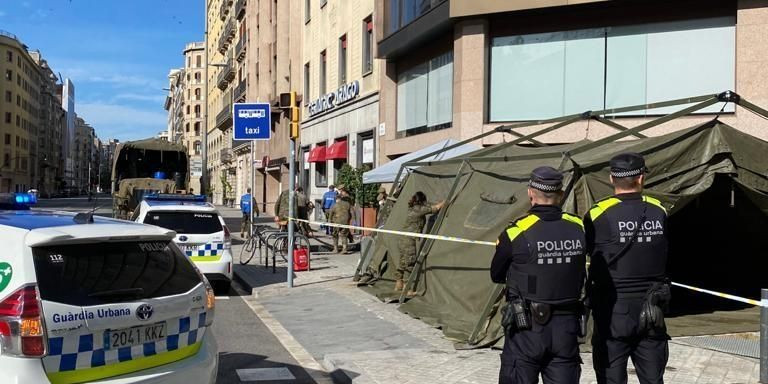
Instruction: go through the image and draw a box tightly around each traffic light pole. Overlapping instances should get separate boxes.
[287,135,296,288]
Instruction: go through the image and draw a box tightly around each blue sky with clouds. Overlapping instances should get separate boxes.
[0,0,203,141]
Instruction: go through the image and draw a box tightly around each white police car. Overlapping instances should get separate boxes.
[0,193,218,384]
[133,194,233,293]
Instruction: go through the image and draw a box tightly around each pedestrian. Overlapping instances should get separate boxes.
[585,153,671,384]
[273,188,295,231]
[395,191,444,294]
[322,185,338,235]
[239,188,259,238]
[328,186,355,254]
[376,186,387,219]
[490,166,587,384]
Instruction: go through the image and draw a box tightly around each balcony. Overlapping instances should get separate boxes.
[220,148,233,164]
[234,79,247,103]
[215,101,232,131]
[235,35,247,62]
[235,0,246,20]
[219,0,232,21]
[216,58,235,90]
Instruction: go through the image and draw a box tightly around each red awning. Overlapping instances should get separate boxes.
[308,146,326,162]
[326,140,348,160]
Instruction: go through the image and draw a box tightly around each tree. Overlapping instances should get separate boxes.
[335,164,379,207]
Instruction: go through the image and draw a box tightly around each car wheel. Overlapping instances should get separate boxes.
[215,280,232,295]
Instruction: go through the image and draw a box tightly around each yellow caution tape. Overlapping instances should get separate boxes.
[288,218,497,246]
[289,218,768,308]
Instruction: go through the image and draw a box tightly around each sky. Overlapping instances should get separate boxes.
[0,0,204,141]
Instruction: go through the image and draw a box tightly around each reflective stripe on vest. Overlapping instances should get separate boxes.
[561,213,584,229]
[588,197,622,221]
[642,195,667,214]
[506,214,541,242]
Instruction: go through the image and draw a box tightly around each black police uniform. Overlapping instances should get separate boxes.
[490,167,587,384]
[585,153,670,384]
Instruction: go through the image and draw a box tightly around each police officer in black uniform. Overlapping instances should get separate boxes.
[585,153,670,384]
[491,166,587,384]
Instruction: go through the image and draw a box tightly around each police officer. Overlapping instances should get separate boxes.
[585,153,670,384]
[322,185,338,235]
[490,166,586,384]
[240,188,259,238]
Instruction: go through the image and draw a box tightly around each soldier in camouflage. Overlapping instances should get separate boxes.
[329,187,355,254]
[274,189,296,231]
[395,191,444,293]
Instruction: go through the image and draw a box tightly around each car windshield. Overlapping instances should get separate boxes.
[32,240,202,306]
[143,211,223,234]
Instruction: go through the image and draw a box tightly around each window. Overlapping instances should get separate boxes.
[186,123,190,133]
[16,95,20,106]
[195,88,201,100]
[6,51,11,62]
[315,142,327,187]
[319,50,327,95]
[194,122,201,135]
[196,55,202,68]
[194,140,201,155]
[4,134,9,144]
[489,17,736,121]
[305,0,311,22]
[186,105,190,115]
[4,112,10,123]
[304,62,311,104]
[363,17,374,74]
[194,105,201,117]
[358,131,374,170]
[396,51,453,137]
[339,34,347,85]
[4,69,11,81]
[143,211,222,234]
[187,56,191,68]
[4,91,10,103]
[15,115,20,127]
[15,136,19,147]
[385,0,444,36]
[320,0,327,8]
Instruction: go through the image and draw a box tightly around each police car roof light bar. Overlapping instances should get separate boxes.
[143,193,207,202]
[0,193,37,210]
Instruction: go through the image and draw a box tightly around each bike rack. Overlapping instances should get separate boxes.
[265,233,311,274]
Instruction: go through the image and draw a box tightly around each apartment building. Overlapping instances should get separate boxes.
[29,51,65,195]
[301,0,380,207]
[165,68,184,143]
[207,0,302,211]
[1,30,42,193]
[375,0,768,161]
[183,42,206,193]
[73,116,96,192]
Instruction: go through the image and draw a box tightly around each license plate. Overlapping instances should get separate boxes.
[179,245,200,253]
[105,322,166,350]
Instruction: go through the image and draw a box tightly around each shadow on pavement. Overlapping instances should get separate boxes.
[217,352,323,384]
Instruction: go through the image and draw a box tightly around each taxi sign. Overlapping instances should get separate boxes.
[233,102,271,141]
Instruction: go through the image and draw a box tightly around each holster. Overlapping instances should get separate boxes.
[638,281,671,336]
[501,297,531,335]
[578,304,590,338]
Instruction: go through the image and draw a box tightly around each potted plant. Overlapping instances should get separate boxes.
[335,164,379,235]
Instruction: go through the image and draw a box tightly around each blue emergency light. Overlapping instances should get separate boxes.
[0,193,37,210]
[143,193,207,202]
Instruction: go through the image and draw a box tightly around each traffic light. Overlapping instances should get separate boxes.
[279,91,296,109]
[289,107,300,139]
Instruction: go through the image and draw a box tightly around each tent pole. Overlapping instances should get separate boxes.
[565,96,720,157]
[593,116,648,139]
[399,160,469,304]
[467,284,506,346]
[735,95,768,121]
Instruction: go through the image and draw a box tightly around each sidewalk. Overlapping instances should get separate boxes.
[232,235,762,384]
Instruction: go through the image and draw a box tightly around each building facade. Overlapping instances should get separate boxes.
[165,68,184,144]
[73,116,95,192]
[207,0,302,212]
[375,0,768,163]
[1,30,42,193]
[301,0,380,207]
[182,42,206,194]
[29,51,65,196]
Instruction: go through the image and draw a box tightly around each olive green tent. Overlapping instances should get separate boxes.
[359,92,768,347]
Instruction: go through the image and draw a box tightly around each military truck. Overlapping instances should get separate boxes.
[111,138,190,219]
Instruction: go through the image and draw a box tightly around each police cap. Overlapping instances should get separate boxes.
[610,152,647,178]
[529,166,563,192]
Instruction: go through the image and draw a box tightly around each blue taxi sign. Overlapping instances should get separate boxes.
[233,102,271,141]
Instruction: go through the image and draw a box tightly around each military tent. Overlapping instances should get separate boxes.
[359,92,768,347]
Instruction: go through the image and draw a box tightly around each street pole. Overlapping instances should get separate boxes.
[201,10,209,198]
[250,140,255,237]
[287,133,296,288]
[761,288,767,383]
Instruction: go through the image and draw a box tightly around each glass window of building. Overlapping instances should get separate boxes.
[304,62,311,104]
[319,50,327,95]
[315,142,327,187]
[489,17,735,121]
[363,17,373,74]
[385,0,446,36]
[6,51,11,62]
[195,122,201,135]
[339,34,347,85]
[396,50,453,137]
[305,0,311,22]
[4,91,10,103]
[5,69,11,81]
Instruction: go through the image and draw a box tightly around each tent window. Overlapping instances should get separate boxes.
[489,17,735,121]
[465,192,517,230]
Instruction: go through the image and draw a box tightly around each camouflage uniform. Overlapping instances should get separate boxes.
[395,203,438,281]
[274,190,296,228]
[329,195,354,253]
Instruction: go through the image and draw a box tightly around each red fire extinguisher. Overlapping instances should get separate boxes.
[293,247,310,271]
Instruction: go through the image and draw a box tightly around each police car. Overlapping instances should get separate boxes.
[0,192,218,383]
[133,194,233,293]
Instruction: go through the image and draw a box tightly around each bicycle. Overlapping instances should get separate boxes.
[239,224,273,265]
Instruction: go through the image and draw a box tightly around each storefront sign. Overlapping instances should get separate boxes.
[308,81,360,117]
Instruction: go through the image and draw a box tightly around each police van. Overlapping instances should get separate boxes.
[132,194,233,293]
[0,193,218,383]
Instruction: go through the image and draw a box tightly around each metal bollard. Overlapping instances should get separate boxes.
[761,288,767,383]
